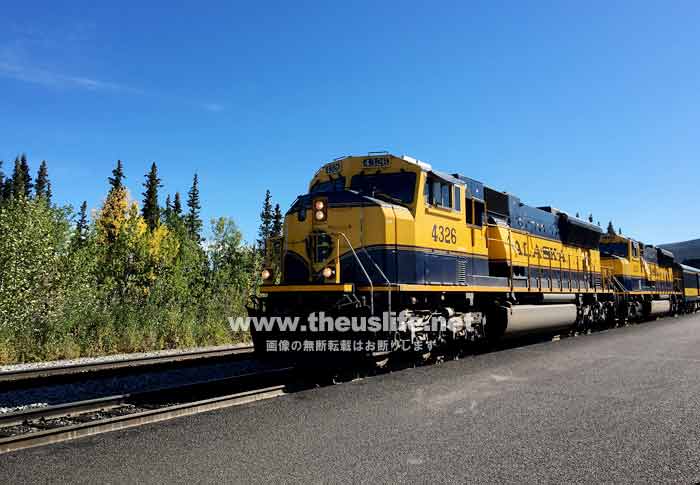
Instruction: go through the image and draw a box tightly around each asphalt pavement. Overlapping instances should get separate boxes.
[3,314,700,484]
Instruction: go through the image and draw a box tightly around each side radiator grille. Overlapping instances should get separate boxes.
[457,259,467,285]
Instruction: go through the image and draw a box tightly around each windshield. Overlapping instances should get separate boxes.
[350,172,417,205]
[601,242,628,258]
[310,177,346,193]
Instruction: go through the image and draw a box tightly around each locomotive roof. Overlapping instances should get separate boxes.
[602,232,647,246]
[657,247,674,259]
[430,170,464,186]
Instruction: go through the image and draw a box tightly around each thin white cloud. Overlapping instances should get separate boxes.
[0,61,143,94]
[0,59,222,112]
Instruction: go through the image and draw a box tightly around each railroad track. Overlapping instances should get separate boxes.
[0,345,255,386]
[0,367,294,454]
[3,314,693,454]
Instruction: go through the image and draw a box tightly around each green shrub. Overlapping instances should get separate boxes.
[0,197,254,364]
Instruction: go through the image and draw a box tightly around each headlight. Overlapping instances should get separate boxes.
[322,267,334,279]
[261,269,272,280]
[312,198,327,222]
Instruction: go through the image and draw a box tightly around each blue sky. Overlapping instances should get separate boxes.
[1,1,698,244]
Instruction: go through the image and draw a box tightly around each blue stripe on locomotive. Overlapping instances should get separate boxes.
[338,246,490,286]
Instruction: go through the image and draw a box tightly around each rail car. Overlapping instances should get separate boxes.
[248,153,694,357]
[675,263,700,313]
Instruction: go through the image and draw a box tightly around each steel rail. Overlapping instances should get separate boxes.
[0,366,294,454]
[0,385,285,454]
[0,394,130,428]
[0,345,255,384]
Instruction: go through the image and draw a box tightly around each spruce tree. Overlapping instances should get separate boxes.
[164,192,184,229]
[19,153,32,198]
[185,173,202,241]
[607,221,616,235]
[108,160,126,193]
[35,161,50,199]
[257,190,273,254]
[0,160,4,204]
[2,178,12,201]
[46,181,52,205]
[75,201,89,247]
[141,162,162,231]
[164,194,172,222]
[173,192,183,216]
[12,157,26,200]
[272,203,283,238]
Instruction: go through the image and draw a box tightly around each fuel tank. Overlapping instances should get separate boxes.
[648,300,671,317]
[490,304,578,337]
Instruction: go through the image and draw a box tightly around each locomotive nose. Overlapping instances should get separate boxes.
[306,231,333,264]
[306,231,338,282]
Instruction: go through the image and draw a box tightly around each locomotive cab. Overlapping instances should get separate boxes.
[264,153,425,289]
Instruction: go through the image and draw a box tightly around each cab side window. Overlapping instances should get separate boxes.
[424,175,454,209]
[465,198,485,227]
[474,200,485,227]
[631,242,639,258]
[439,182,451,208]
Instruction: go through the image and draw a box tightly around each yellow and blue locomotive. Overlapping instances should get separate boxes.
[249,153,687,355]
[599,234,677,318]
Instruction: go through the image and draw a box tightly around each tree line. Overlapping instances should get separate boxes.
[0,154,282,364]
[0,154,51,203]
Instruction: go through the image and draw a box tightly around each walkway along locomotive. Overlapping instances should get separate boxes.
[248,153,698,356]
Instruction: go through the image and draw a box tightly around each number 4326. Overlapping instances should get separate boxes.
[432,224,457,244]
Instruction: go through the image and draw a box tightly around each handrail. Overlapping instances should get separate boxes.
[360,247,392,318]
[335,232,375,314]
[611,275,627,293]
